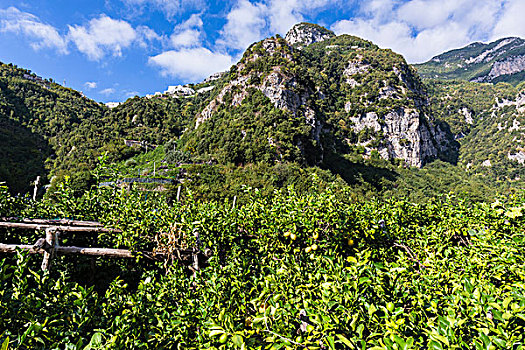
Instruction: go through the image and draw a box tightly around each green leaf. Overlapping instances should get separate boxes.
[252,317,266,324]
[394,335,409,350]
[1,337,9,350]
[326,336,335,350]
[406,337,414,348]
[335,334,353,348]
[232,334,244,348]
[430,340,443,350]
[502,297,513,309]
[85,332,103,349]
[356,324,364,338]
[492,337,506,348]
[368,304,377,316]
[209,330,225,337]
[431,333,450,347]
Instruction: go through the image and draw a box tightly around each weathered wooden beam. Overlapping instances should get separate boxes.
[192,248,199,278]
[56,246,137,258]
[0,222,120,233]
[1,218,104,227]
[0,243,136,258]
[0,244,41,254]
[0,244,192,260]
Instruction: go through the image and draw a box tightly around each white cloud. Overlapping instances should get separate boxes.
[170,28,201,47]
[149,47,233,81]
[149,13,237,81]
[332,18,473,63]
[100,87,116,95]
[170,14,203,48]
[68,15,138,60]
[218,0,268,50]
[137,25,163,44]
[147,0,338,83]
[331,0,510,63]
[124,90,140,97]
[397,0,466,30]
[85,81,97,89]
[492,0,525,40]
[0,7,161,60]
[0,7,68,53]
[179,12,203,28]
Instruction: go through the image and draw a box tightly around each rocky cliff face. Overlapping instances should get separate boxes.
[190,25,455,168]
[284,22,335,49]
[196,37,316,131]
[485,55,525,81]
[190,35,324,165]
[347,109,443,167]
[416,37,525,85]
[303,35,454,167]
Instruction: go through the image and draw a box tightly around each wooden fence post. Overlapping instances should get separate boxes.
[177,186,182,202]
[41,228,58,271]
[192,248,199,279]
[33,176,41,201]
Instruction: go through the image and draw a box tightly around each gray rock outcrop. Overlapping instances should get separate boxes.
[285,22,335,49]
[196,38,316,134]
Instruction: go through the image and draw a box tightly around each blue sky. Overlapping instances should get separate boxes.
[0,0,523,103]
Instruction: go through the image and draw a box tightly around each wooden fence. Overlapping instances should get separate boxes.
[0,218,206,274]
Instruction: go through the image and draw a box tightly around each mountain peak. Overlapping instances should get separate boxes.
[285,22,335,48]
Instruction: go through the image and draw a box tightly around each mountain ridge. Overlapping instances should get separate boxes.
[1,22,524,196]
[415,36,525,85]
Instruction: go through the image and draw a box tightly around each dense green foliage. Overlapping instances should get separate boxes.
[184,88,318,165]
[105,95,203,145]
[0,116,50,194]
[0,62,106,192]
[1,181,525,349]
[112,140,501,205]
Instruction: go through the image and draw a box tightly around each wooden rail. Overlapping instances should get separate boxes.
[0,243,173,258]
[0,222,120,233]
[1,218,104,227]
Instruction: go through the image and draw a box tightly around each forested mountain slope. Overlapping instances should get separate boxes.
[183,24,456,171]
[415,37,525,85]
[426,79,525,182]
[0,62,106,192]
[0,62,213,192]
